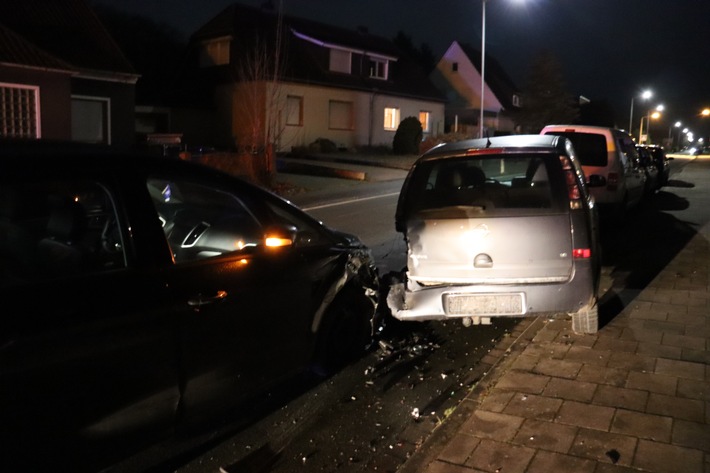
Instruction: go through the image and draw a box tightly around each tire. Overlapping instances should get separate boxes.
[312,285,374,376]
[571,301,599,334]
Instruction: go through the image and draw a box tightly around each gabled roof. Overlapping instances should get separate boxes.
[0,24,73,73]
[0,0,136,78]
[457,41,520,110]
[188,3,444,102]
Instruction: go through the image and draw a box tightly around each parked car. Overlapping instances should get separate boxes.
[388,135,601,336]
[636,144,660,194]
[540,125,646,218]
[643,144,673,187]
[0,140,379,472]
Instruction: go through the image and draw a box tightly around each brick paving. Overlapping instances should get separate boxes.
[398,157,710,473]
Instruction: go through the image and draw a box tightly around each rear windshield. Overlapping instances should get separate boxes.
[402,153,566,217]
[544,132,607,167]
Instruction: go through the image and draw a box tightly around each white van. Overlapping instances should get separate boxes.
[540,125,646,217]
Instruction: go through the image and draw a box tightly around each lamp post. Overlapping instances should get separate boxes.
[629,89,652,135]
[479,0,488,139]
[639,104,663,144]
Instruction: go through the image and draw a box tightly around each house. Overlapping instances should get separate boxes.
[430,40,521,137]
[169,3,446,153]
[0,0,139,146]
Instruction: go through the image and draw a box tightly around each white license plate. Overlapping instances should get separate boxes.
[445,293,525,316]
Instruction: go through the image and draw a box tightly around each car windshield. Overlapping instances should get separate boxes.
[403,152,566,217]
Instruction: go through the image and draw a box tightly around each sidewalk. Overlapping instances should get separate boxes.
[398,157,710,473]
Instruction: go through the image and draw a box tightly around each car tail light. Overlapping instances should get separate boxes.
[560,155,582,209]
[607,172,619,191]
[573,248,591,259]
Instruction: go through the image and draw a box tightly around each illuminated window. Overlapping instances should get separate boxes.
[329,100,353,130]
[285,96,303,126]
[0,83,40,138]
[419,111,431,133]
[368,57,388,79]
[71,96,110,144]
[199,37,231,67]
[329,49,351,74]
[384,107,400,131]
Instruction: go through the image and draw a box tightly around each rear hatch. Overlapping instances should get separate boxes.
[401,152,574,285]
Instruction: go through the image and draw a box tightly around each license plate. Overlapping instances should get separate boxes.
[445,293,525,316]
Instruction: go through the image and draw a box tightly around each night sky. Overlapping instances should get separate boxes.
[96,0,710,139]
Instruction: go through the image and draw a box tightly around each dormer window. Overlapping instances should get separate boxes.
[329,48,351,74]
[199,36,231,67]
[368,57,388,80]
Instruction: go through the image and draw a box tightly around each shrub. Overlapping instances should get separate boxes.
[392,116,423,155]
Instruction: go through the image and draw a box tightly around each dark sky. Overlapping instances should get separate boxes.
[96,0,710,139]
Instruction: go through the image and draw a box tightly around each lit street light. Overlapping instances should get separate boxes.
[629,89,652,134]
[639,104,663,144]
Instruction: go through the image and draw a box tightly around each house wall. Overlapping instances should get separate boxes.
[72,77,136,147]
[0,65,72,140]
[266,82,444,152]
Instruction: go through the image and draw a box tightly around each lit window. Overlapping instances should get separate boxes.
[71,96,110,144]
[512,94,521,107]
[329,49,351,74]
[285,96,303,126]
[0,83,40,138]
[199,37,231,67]
[329,100,353,130]
[419,111,431,133]
[368,57,388,79]
[384,107,400,131]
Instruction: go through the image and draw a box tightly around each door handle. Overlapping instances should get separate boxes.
[188,290,228,308]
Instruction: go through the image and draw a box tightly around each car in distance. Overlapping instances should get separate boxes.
[540,125,646,218]
[642,144,672,187]
[388,135,601,335]
[636,144,660,194]
[0,140,379,472]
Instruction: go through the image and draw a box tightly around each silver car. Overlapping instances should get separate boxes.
[388,135,601,333]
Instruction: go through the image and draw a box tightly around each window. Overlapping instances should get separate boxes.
[199,37,231,67]
[452,62,459,72]
[512,94,522,107]
[419,111,431,133]
[368,57,388,79]
[329,48,351,74]
[0,83,40,139]
[71,96,110,144]
[384,107,400,131]
[328,100,353,130]
[285,96,303,126]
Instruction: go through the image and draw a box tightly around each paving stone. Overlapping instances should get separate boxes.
[593,385,649,412]
[437,433,479,465]
[495,371,550,395]
[593,463,642,473]
[671,419,710,452]
[555,400,615,431]
[543,377,597,402]
[577,364,629,387]
[533,358,583,380]
[512,418,577,453]
[607,351,657,372]
[666,311,707,326]
[569,428,638,466]
[563,345,611,366]
[593,337,639,354]
[503,392,563,421]
[465,438,536,472]
[478,390,514,413]
[636,341,683,360]
[646,393,706,422]
[522,341,570,360]
[424,459,487,473]
[459,410,524,442]
[662,333,707,351]
[626,370,678,395]
[510,354,539,371]
[634,439,704,473]
[619,327,664,343]
[610,409,672,442]
[526,450,596,473]
[641,319,687,334]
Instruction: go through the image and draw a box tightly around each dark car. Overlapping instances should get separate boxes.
[0,141,379,472]
[636,144,660,193]
[389,135,601,334]
[642,144,672,187]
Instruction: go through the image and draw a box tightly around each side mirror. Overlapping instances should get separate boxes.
[586,174,607,188]
[263,224,298,248]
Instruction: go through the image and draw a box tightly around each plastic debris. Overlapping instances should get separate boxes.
[411,408,420,420]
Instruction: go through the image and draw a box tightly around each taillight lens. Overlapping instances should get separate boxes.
[573,248,591,259]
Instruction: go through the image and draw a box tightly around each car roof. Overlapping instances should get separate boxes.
[420,134,566,160]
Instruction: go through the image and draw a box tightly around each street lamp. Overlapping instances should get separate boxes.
[639,104,663,144]
[629,89,652,134]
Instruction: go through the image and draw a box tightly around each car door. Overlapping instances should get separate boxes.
[142,173,323,425]
[0,170,181,472]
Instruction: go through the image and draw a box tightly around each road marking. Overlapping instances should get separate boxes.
[303,192,400,211]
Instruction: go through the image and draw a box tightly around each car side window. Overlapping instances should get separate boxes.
[0,179,126,286]
[147,177,265,264]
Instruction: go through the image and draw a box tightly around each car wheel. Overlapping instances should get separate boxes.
[570,300,598,334]
[312,285,374,376]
